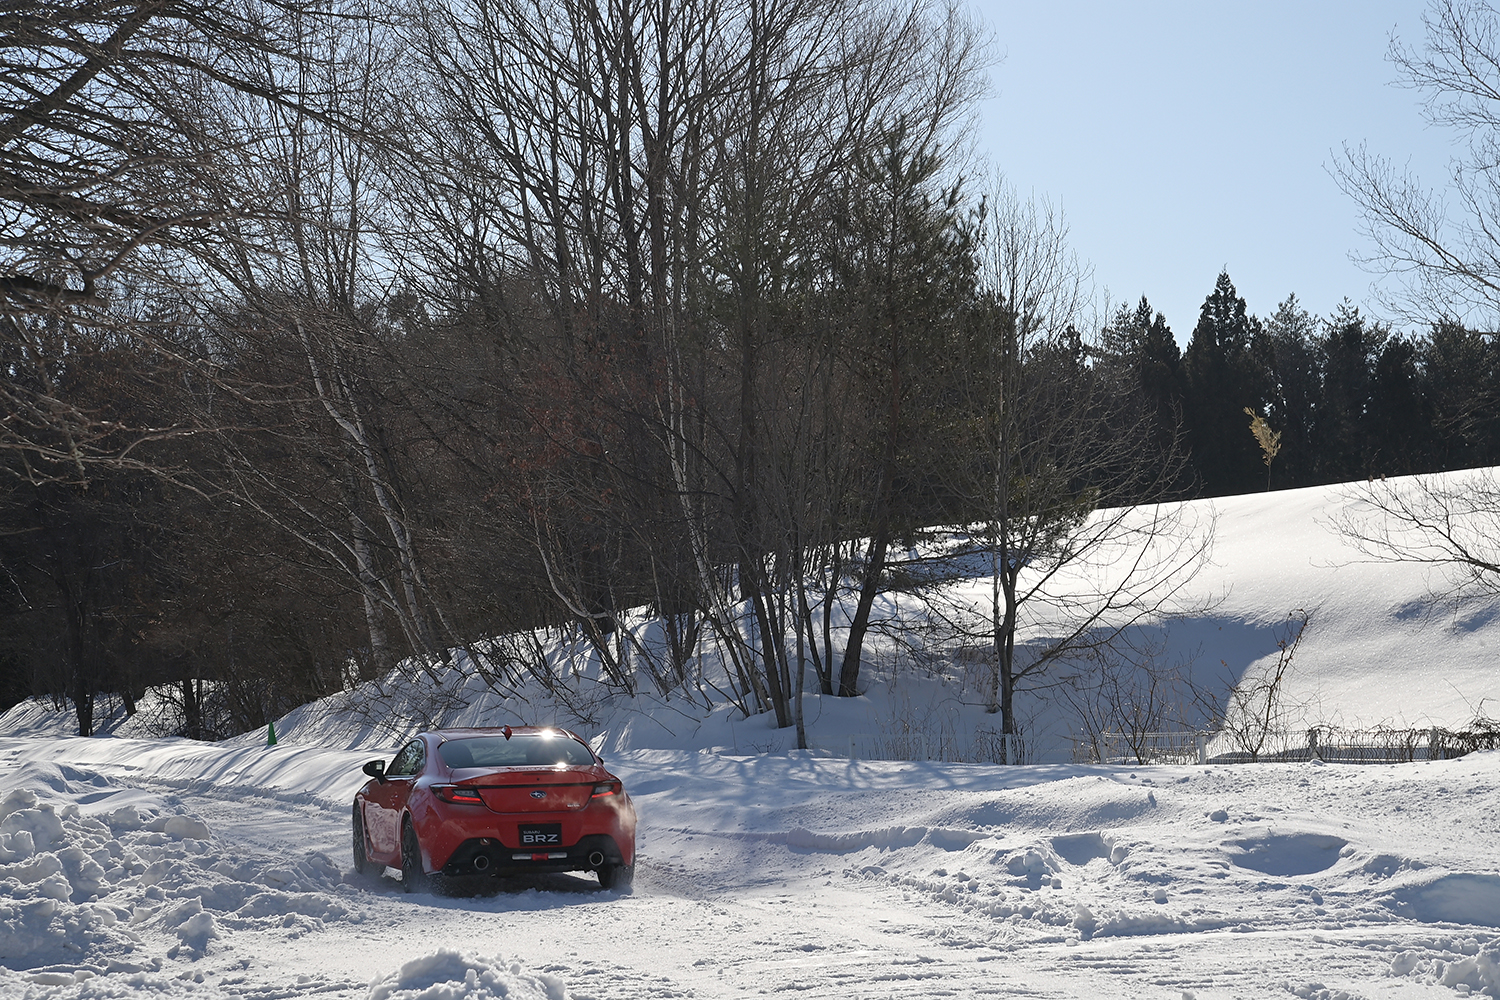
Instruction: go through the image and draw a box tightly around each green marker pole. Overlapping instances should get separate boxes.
[267,720,277,746]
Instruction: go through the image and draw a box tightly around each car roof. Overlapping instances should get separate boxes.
[428,726,581,741]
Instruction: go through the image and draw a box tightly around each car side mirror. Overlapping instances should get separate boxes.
[362,759,387,783]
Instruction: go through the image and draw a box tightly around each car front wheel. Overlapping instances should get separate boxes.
[400,819,429,894]
[597,863,634,891]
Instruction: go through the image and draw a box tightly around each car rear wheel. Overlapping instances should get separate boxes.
[352,806,369,875]
[597,863,634,891]
[400,819,429,893]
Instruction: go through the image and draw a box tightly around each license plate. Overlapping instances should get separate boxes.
[518,823,562,847]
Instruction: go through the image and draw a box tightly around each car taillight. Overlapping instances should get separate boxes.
[433,784,484,804]
[591,782,621,798]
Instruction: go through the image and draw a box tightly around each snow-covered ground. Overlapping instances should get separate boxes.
[2,471,1499,997]
[0,735,1497,998]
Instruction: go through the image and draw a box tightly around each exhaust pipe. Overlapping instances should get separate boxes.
[473,854,491,872]
[587,851,605,868]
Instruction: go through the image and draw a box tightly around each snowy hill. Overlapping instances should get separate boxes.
[1179,473,1498,731]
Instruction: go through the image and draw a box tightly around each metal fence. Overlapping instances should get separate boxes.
[1070,730,1211,766]
[1070,722,1500,766]
[742,720,1500,767]
[805,729,1047,765]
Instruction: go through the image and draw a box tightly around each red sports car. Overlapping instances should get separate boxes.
[352,726,637,892]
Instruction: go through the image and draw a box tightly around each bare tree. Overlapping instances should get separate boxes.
[931,182,1213,761]
[1204,609,1310,762]
[1,0,381,482]
[163,4,498,680]
[401,0,989,721]
[1335,468,1500,601]
[1060,636,1194,766]
[1335,0,1500,324]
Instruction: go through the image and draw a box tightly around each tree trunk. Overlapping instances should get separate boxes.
[838,528,889,697]
[181,678,203,739]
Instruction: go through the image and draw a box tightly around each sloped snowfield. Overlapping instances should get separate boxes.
[0,734,1496,999]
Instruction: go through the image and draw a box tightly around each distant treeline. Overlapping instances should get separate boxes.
[1120,272,1500,497]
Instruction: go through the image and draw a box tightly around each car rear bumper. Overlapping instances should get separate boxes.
[406,787,636,873]
[440,833,628,877]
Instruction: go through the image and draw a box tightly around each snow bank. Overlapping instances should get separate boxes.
[0,759,352,975]
[367,950,566,1000]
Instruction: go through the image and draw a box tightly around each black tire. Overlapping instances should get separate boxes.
[400,819,429,894]
[597,863,634,891]
[352,806,369,876]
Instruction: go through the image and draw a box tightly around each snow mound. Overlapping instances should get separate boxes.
[1389,873,1500,927]
[368,949,567,1000]
[1390,938,1500,994]
[0,764,357,970]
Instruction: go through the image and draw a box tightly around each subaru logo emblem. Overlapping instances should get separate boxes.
[530,790,545,799]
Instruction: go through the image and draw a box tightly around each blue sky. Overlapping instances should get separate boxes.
[967,1,1455,342]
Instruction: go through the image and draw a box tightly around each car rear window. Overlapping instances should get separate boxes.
[438,733,595,768]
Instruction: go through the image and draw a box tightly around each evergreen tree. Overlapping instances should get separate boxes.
[1421,320,1500,469]
[1367,334,1434,477]
[1314,301,1387,482]
[1098,297,1185,492]
[1181,272,1269,496]
[1259,295,1319,489]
